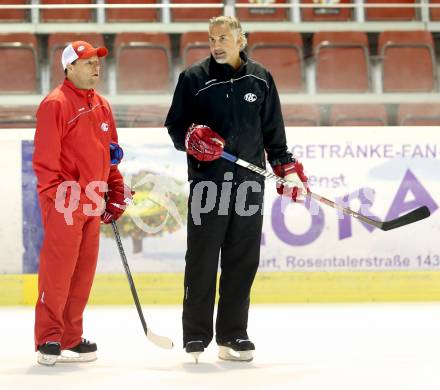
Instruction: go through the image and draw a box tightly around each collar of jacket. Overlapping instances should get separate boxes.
[63,78,95,103]
[208,51,248,80]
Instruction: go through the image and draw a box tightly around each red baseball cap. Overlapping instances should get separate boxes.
[61,40,108,70]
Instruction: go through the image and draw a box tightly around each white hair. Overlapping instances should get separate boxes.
[209,16,247,51]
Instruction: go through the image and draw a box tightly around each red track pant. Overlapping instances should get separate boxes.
[34,196,100,350]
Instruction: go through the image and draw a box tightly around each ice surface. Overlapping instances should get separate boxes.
[1,304,440,390]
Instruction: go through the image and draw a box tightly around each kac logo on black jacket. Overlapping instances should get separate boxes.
[244,93,257,103]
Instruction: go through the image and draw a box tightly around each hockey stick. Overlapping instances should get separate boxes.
[221,151,430,231]
[110,220,174,349]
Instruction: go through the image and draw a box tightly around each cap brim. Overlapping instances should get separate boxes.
[97,47,108,57]
[81,47,108,59]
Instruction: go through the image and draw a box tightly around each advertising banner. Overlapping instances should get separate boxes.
[1,127,438,275]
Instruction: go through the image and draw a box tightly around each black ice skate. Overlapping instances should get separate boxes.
[218,339,255,362]
[185,340,205,364]
[59,338,98,363]
[37,341,61,366]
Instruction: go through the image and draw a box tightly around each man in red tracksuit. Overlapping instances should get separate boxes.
[33,40,132,366]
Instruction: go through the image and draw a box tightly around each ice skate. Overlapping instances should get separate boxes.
[37,342,61,366]
[185,340,205,364]
[58,338,97,363]
[218,339,255,362]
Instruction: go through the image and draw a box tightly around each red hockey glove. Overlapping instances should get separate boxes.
[101,184,134,224]
[185,124,225,161]
[272,160,309,202]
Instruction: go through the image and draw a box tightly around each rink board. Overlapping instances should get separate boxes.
[3,271,440,305]
[0,127,439,304]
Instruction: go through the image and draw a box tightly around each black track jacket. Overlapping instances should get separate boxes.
[165,52,291,182]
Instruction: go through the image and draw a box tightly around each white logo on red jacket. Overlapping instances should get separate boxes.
[101,122,109,132]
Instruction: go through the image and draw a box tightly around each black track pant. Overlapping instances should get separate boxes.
[182,179,264,347]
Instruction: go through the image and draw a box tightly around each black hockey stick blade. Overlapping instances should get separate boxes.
[221,151,431,232]
[111,221,174,350]
[309,193,430,231]
[380,206,431,231]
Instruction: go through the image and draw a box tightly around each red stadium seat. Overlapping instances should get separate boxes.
[248,32,304,93]
[379,31,435,92]
[365,0,417,21]
[40,0,94,22]
[301,0,353,21]
[0,106,37,128]
[430,0,440,20]
[282,104,320,126]
[236,0,289,21]
[114,33,172,93]
[106,0,158,22]
[330,104,388,126]
[0,0,28,22]
[48,33,107,92]
[313,31,370,92]
[0,33,38,93]
[171,0,222,21]
[180,32,210,68]
[397,104,440,126]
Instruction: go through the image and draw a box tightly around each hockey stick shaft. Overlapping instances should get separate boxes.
[111,220,173,349]
[221,151,430,231]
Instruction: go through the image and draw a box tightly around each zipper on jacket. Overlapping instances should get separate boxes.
[87,91,94,108]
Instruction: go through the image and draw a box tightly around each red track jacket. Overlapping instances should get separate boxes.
[33,79,123,202]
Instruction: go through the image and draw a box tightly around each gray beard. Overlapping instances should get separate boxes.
[214,57,227,64]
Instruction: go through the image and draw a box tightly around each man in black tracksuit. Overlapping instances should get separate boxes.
[165,16,308,362]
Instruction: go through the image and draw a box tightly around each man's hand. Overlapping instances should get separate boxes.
[272,160,309,202]
[101,184,134,224]
[185,124,225,161]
